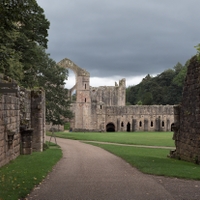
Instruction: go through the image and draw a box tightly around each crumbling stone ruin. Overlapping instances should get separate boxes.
[58,58,174,132]
[0,74,46,167]
[170,56,200,164]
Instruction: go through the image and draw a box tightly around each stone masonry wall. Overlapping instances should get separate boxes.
[31,89,46,152]
[96,105,174,132]
[0,75,20,167]
[0,75,46,168]
[171,56,200,163]
[0,90,20,167]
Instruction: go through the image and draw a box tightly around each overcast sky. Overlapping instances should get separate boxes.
[36,0,200,88]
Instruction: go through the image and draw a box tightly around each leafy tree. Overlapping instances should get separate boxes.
[0,1,73,125]
[142,92,153,105]
[23,46,73,125]
[0,0,49,81]
[173,66,187,87]
[126,62,188,105]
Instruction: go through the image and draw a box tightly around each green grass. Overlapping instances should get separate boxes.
[88,143,200,180]
[47,131,175,147]
[47,131,200,180]
[0,143,62,200]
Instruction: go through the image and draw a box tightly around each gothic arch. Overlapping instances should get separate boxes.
[57,58,90,100]
[58,58,90,77]
[106,123,115,132]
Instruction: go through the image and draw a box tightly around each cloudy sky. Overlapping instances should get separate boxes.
[36,0,200,88]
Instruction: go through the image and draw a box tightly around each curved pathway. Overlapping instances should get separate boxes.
[28,138,200,200]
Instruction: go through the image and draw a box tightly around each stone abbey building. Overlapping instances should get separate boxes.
[58,58,174,132]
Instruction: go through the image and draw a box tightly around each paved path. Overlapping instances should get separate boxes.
[83,140,174,149]
[28,138,200,200]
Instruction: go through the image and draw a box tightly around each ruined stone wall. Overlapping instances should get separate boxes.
[0,85,20,167]
[31,89,46,152]
[90,78,126,106]
[171,56,200,163]
[58,58,174,133]
[0,75,46,167]
[96,105,174,132]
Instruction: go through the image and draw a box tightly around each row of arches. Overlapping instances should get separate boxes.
[106,119,173,132]
[106,122,131,132]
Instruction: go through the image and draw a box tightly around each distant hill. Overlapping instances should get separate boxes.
[126,61,188,105]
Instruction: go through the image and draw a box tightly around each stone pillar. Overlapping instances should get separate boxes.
[31,89,45,152]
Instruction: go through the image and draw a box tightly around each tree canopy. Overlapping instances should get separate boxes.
[0,0,73,125]
[126,61,188,105]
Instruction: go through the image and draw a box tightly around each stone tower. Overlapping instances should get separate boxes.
[58,58,91,131]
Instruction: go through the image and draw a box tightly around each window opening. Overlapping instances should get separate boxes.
[127,122,131,132]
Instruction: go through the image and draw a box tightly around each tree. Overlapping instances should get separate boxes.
[0,0,49,82]
[0,1,73,125]
[126,63,186,105]
[142,92,153,105]
[23,46,73,125]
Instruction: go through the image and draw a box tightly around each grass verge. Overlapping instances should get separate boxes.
[88,143,200,180]
[0,142,62,200]
[47,131,175,147]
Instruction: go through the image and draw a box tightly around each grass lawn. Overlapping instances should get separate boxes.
[0,143,62,200]
[88,143,200,180]
[48,131,200,180]
[48,131,175,147]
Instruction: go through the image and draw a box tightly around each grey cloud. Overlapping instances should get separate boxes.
[37,0,200,78]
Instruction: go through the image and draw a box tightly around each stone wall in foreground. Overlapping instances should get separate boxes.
[0,74,45,168]
[0,85,20,167]
[170,56,200,164]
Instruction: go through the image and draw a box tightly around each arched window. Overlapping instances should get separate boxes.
[121,122,124,127]
[85,84,86,89]
[162,121,165,127]
[100,105,102,109]
[127,122,131,132]
[106,123,115,132]
[139,121,142,127]
[85,98,86,102]
[151,121,153,127]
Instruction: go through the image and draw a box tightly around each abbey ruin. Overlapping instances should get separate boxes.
[58,58,174,132]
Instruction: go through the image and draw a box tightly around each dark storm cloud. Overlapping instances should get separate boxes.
[37,0,200,78]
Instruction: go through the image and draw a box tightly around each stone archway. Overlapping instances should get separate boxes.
[106,123,115,132]
[57,58,90,102]
[127,122,131,132]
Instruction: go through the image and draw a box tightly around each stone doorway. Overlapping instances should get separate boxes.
[127,122,131,132]
[106,123,115,132]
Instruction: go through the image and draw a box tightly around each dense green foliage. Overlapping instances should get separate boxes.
[0,143,62,200]
[0,0,49,81]
[0,1,73,124]
[126,62,188,105]
[47,131,175,147]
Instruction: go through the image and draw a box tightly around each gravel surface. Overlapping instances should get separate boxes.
[27,138,200,200]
